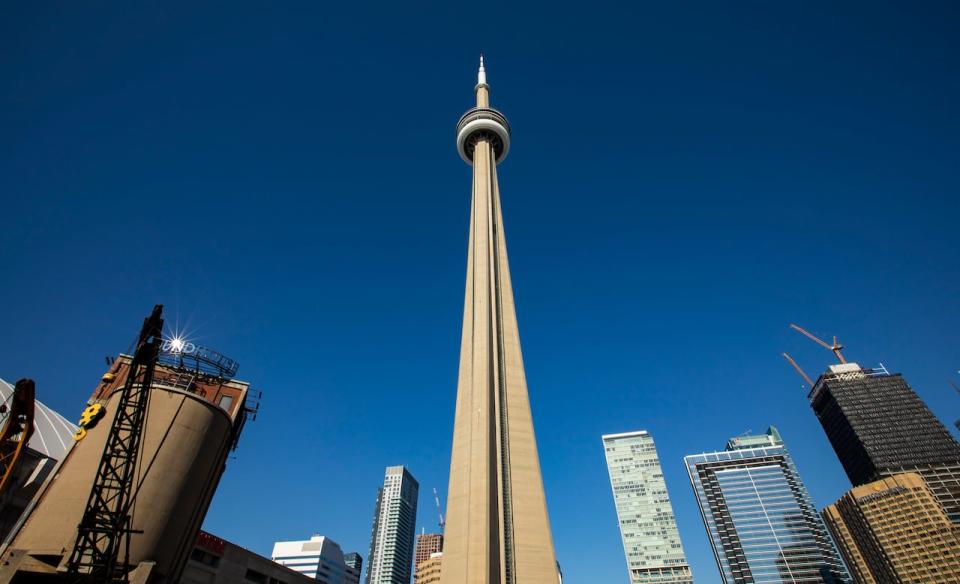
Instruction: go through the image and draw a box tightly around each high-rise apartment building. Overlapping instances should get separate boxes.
[415,553,443,584]
[602,430,692,584]
[365,466,419,584]
[344,552,363,584]
[414,533,443,573]
[685,427,850,583]
[272,535,352,584]
[441,57,559,584]
[808,363,960,522]
[822,473,960,583]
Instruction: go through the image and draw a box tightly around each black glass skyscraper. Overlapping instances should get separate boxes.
[809,363,960,522]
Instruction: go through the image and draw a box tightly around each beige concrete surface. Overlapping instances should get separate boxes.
[441,80,558,584]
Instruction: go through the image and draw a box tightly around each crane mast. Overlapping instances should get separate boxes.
[66,305,164,583]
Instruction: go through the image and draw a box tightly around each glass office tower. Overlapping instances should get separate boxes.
[603,430,693,584]
[685,427,850,583]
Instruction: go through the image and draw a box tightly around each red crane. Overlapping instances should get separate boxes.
[0,379,36,497]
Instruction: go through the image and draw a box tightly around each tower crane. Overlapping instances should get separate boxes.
[789,323,848,364]
[433,488,445,532]
[0,378,36,497]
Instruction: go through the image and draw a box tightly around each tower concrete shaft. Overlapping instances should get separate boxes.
[442,59,559,584]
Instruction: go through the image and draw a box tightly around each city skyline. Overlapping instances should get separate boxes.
[2,3,960,583]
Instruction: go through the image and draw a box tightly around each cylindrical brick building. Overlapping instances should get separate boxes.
[0,349,251,584]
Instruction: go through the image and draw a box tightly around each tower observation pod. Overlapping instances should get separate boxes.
[442,57,560,584]
[456,55,511,165]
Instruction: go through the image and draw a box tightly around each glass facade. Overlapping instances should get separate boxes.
[685,427,850,583]
[603,430,693,584]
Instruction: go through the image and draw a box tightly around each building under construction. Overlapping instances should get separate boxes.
[784,324,960,524]
[0,305,257,583]
[808,362,960,523]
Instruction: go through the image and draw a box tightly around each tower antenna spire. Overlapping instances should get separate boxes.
[477,52,487,86]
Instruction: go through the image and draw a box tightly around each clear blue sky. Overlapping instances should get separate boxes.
[2,2,959,583]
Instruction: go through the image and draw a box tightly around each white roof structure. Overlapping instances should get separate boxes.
[0,378,77,461]
[601,429,649,441]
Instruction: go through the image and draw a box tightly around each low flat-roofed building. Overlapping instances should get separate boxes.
[181,531,317,584]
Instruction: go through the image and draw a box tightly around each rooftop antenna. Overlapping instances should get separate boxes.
[433,488,445,533]
[782,352,815,388]
[789,323,848,364]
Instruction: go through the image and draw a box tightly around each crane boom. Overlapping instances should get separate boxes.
[782,353,815,388]
[789,323,847,364]
[433,488,445,532]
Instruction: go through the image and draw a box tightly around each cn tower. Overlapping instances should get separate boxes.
[442,57,560,584]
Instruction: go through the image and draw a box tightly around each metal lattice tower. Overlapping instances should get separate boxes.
[65,305,165,583]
